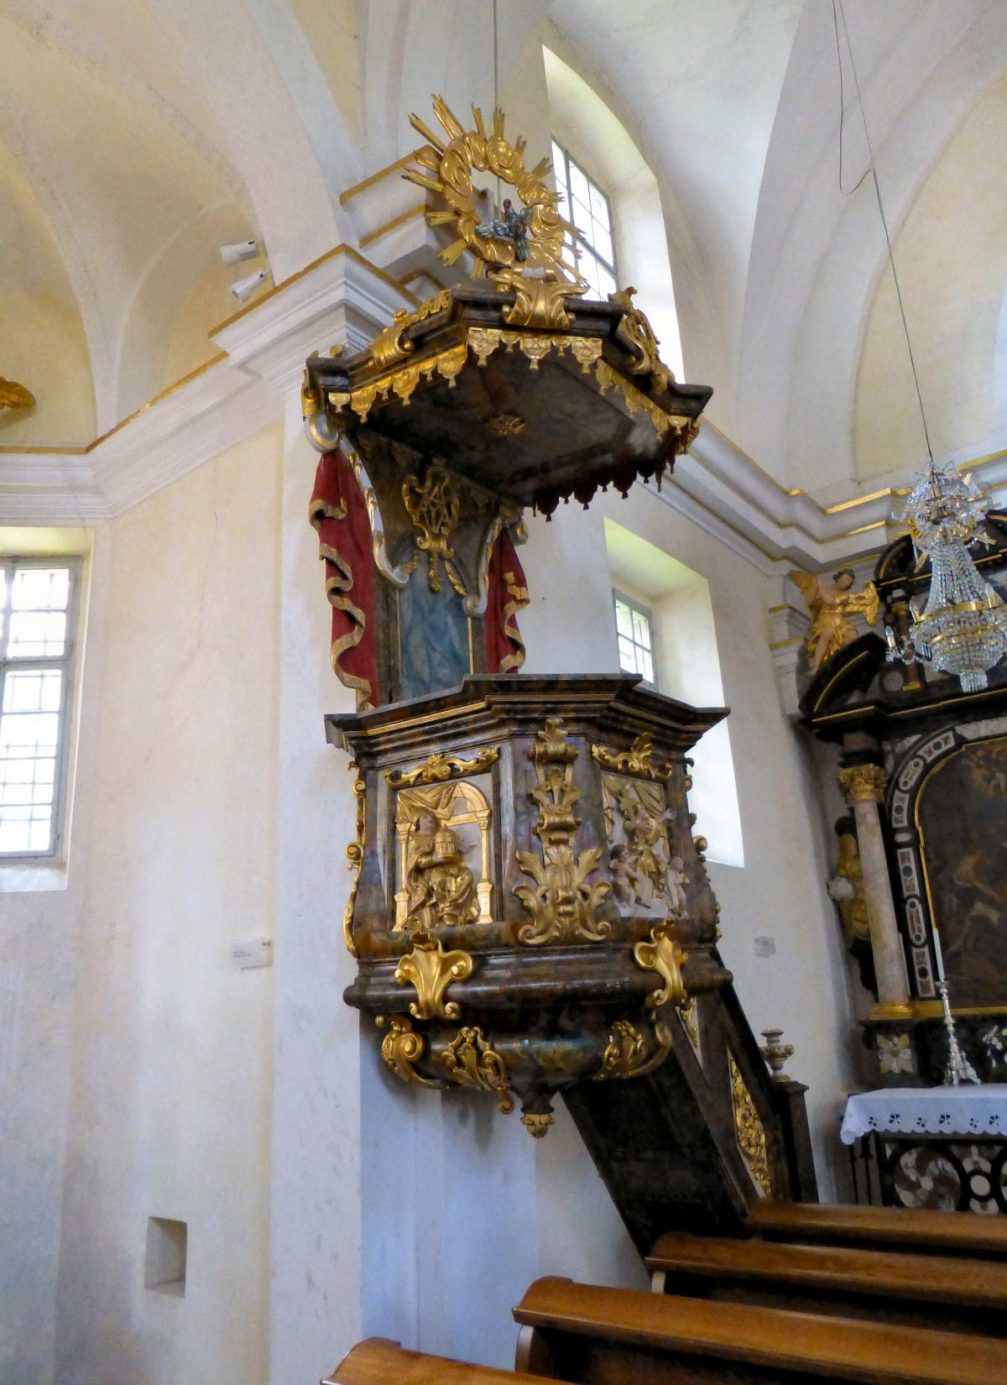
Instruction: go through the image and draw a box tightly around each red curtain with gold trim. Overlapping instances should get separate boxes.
[309,451,377,707]
[486,528,529,673]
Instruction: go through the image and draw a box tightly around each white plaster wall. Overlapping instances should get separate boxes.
[0,890,78,1385]
[269,397,362,1385]
[50,425,280,1385]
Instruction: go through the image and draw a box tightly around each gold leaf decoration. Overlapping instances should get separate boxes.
[513,717,611,945]
[0,377,35,411]
[394,929,474,1020]
[441,1026,514,1113]
[728,1050,773,1197]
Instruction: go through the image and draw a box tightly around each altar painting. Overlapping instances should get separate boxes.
[918,737,1007,1007]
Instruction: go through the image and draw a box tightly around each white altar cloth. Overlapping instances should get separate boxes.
[840,1085,1007,1146]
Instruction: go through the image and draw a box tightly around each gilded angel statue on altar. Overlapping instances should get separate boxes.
[789,567,880,673]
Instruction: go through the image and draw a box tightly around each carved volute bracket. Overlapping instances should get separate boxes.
[634,922,687,1009]
[376,1014,444,1088]
[394,930,474,1020]
[595,1017,675,1081]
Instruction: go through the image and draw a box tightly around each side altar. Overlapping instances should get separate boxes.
[304,99,816,1246]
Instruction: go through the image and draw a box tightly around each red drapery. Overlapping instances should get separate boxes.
[486,527,529,673]
[309,450,377,707]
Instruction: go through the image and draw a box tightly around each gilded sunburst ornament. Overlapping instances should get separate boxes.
[404,96,580,283]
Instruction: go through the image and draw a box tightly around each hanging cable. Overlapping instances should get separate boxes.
[831,0,869,195]
[835,0,935,465]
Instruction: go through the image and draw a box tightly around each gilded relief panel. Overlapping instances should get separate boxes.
[600,771,685,919]
[392,775,494,931]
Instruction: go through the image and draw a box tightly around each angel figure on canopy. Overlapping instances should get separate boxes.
[789,568,880,674]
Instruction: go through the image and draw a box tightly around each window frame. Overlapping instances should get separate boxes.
[551,139,618,298]
[612,587,657,691]
[0,555,82,862]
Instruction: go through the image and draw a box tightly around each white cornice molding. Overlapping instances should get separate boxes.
[5,244,1007,568]
[0,247,415,527]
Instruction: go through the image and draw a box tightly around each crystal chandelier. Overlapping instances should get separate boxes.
[885,464,1007,693]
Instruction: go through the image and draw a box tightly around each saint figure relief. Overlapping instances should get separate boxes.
[789,567,880,674]
[405,811,480,930]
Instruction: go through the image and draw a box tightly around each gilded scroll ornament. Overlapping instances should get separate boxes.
[394,780,492,929]
[394,930,474,1021]
[492,267,585,330]
[377,1014,444,1088]
[402,460,464,594]
[592,733,673,782]
[404,98,577,281]
[595,1018,674,1080]
[370,290,454,372]
[342,763,366,956]
[514,718,611,945]
[634,922,687,1009]
[441,1026,514,1113]
[0,377,35,410]
[387,746,500,788]
[608,287,673,395]
[728,1050,773,1197]
[839,762,886,805]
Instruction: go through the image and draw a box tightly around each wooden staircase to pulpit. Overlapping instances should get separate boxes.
[326,1204,1007,1384]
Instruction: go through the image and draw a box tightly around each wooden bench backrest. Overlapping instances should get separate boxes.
[647,1230,1007,1308]
[748,1199,1007,1257]
[513,1276,1007,1384]
[324,1338,545,1385]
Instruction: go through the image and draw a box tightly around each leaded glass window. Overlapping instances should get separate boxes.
[551,140,618,300]
[0,559,79,856]
[613,591,655,687]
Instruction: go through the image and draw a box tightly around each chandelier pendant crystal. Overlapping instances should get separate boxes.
[885,465,1007,693]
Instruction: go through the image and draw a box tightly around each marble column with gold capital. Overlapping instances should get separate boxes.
[838,763,910,1008]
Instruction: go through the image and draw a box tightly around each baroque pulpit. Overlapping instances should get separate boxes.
[303,99,815,1245]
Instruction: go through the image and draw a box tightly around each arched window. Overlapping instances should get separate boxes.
[544,45,682,379]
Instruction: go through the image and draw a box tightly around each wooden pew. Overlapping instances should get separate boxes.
[513,1276,1007,1384]
[748,1199,1007,1259]
[324,1338,546,1385]
[646,1230,1007,1334]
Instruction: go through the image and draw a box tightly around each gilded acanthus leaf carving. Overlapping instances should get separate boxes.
[728,1050,773,1197]
[441,1026,514,1113]
[394,930,474,1020]
[591,733,673,781]
[513,717,611,945]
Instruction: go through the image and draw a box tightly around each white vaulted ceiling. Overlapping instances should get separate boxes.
[2,0,1007,516]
